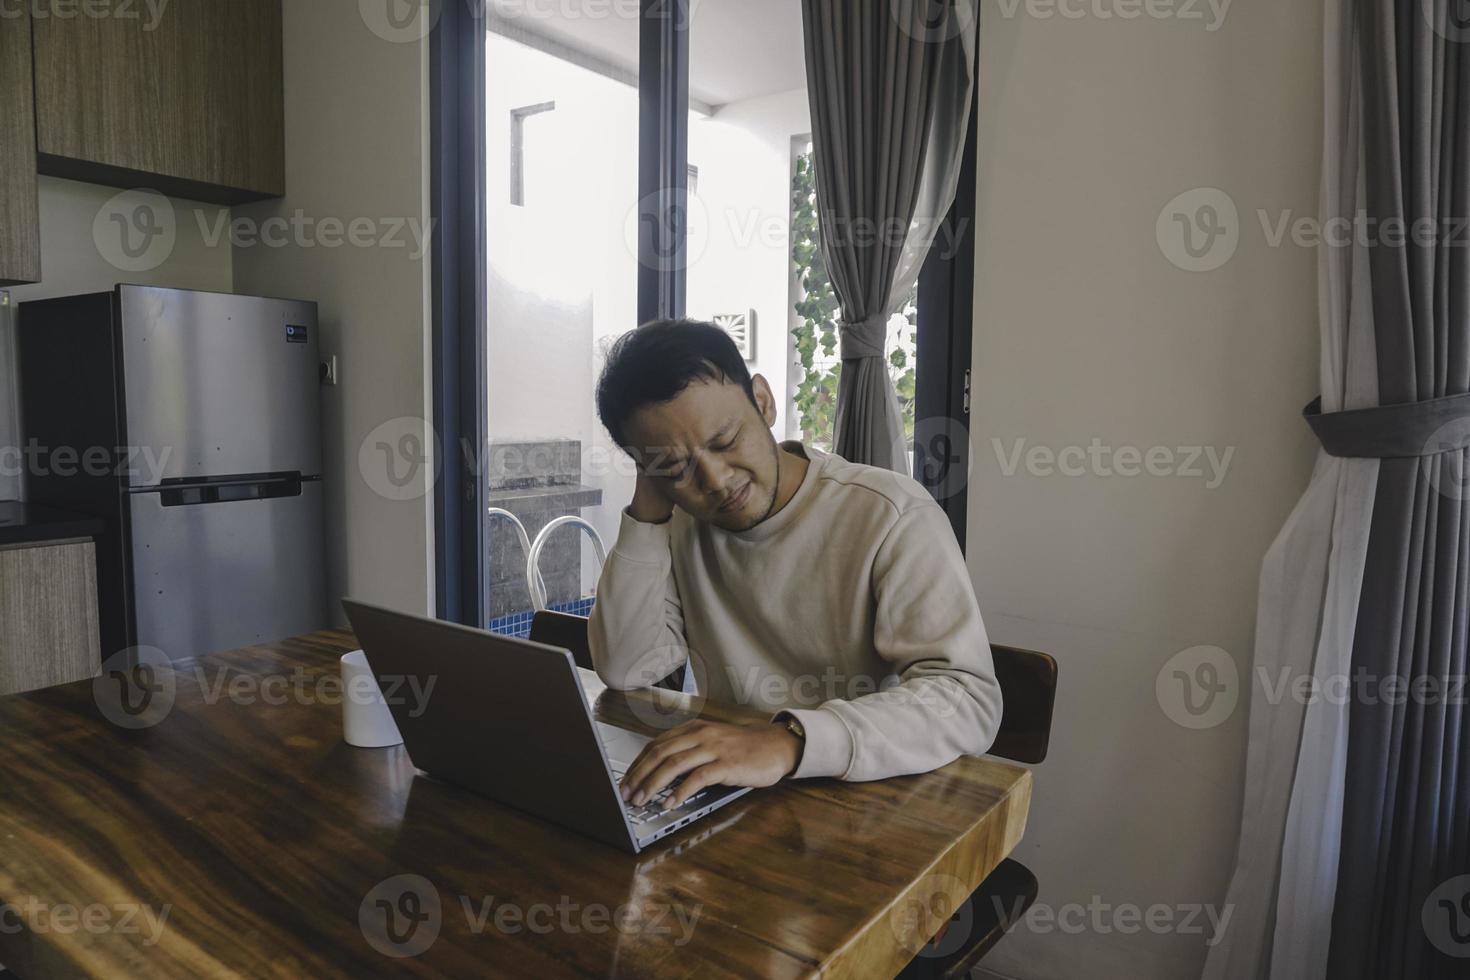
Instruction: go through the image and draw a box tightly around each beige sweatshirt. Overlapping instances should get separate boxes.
[588,443,1002,781]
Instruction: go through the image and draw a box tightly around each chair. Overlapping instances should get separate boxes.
[898,643,1058,980]
[529,609,688,690]
[525,615,1059,977]
[528,609,596,670]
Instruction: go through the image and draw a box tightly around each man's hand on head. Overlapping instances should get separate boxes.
[619,719,802,810]
[628,472,676,524]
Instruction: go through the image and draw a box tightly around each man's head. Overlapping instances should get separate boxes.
[597,319,783,531]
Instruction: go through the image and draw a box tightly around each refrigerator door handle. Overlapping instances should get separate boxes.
[145,473,308,508]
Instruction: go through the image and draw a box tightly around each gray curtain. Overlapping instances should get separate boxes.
[800,0,974,470]
[1324,1,1470,977]
[1200,0,1381,975]
[1204,1,1470,977]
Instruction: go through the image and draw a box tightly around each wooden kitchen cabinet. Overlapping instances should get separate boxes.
[0,540,102,697]
[32,0,285,205]
[0,7,41,286]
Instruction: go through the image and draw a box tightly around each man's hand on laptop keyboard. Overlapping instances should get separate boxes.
[619,719,802,810]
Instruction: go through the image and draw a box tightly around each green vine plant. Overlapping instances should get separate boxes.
[790,151,917,453]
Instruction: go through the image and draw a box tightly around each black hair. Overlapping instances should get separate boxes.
[596,319,756,448]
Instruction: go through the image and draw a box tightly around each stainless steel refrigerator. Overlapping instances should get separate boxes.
[19,285,326,662]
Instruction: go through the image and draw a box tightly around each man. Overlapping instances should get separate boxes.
[589,319,1001,812]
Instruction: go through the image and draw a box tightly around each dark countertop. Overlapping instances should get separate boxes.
[0,501,105,547]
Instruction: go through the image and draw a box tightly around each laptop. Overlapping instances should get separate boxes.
[340,598,752,854]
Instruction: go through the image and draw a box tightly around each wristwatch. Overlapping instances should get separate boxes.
[776,713,806,773]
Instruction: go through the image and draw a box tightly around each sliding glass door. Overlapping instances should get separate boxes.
[480,7,643,633]
[437,0,977,628]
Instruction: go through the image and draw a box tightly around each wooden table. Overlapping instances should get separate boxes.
[0,629,1031,978]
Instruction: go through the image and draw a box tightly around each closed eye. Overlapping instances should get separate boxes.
[656,426,741,481]
[711,426,741,453]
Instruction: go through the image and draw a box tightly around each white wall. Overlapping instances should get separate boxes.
[231,1,433,621]
[486,31,634,454]
[688,86,812,437]
[0,177,235,501]
[10,178,234,303]
[966,4,1321,979]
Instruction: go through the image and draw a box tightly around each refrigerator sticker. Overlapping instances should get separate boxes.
[286,325,309,344]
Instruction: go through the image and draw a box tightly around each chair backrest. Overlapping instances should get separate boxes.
[528,610,596,671]
[987,644,1058,765]
[527,614,1058,764]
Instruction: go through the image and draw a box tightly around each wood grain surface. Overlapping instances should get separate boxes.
[31,0,285,202]
[0,629,1030,978]
[0,8,41,285]
[0,540,101,696]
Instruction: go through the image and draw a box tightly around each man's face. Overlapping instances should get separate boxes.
[624,375,781,531]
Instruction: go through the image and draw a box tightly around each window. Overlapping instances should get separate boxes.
[481,17,643,633]
[788,142,919,454]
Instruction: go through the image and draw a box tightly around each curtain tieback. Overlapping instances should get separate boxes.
[839,315,888,360]
[1304,392,1470,458]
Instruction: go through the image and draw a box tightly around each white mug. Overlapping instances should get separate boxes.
[340,650,404,749]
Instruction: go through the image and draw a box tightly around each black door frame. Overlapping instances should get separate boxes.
[430,0,487,625]
[637,0,690,323]
[915,78,980,548]
[432,0,979,622]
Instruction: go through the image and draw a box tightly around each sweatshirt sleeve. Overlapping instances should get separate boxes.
[588,509,690,690]
[778,499,1003,781]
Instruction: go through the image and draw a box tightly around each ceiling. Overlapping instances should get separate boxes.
[488,0,807,109]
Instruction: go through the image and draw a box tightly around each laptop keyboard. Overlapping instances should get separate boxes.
[609,766,713,826]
